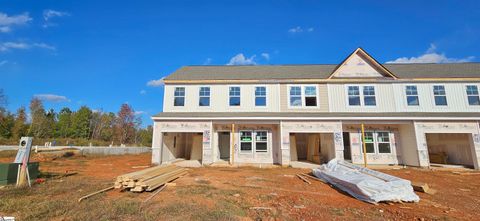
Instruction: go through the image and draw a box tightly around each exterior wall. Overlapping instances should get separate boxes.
[280,121,344,166]
[343,124,401,165]
[328,83,397,112]
[163,84,280,112]
[279,84,329,112]
[392,83,480,112]
[413,121,480,169]
[398,123,420,166]
[151,121,213,165]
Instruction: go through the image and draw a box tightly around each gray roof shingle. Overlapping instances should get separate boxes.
[164,63,480,81]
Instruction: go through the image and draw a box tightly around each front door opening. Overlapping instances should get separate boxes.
[218,132,230,160]
[290,133,335,165]
[343,132,351,161]
[426,133,474,168]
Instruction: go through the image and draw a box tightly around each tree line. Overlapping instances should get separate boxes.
[0,89,152,146]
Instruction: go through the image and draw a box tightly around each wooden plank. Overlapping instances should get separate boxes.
[146,171,187,192]
[78,186,114,202]
[301,173,327,184]
[143,185,166,203]
[296,174,311,184]
[411,182,436,195]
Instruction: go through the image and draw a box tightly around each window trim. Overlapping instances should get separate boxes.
[287,84,319,108]
[465,84,480,107]
[198,86,211,107]
[360,131,393,154]
[173,86,186,107]
[404,85,420,107]
[431,85,448,107]
[345,85,377,107]
[254,130,268,153]
[254,85,268,107]
[239,130,253,153]
[228,86,241,107]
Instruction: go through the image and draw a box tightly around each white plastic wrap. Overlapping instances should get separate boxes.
[312,159,420,204]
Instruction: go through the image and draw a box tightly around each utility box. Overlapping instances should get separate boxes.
[0,162,39,185]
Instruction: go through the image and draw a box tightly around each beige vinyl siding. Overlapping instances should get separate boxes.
[328,83,397,112]
[279,84,329,112]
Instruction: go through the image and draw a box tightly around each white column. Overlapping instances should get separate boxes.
[151,122,163,165]
[333,121,344,160]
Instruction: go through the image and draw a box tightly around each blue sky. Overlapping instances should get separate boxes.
[1,0,480,126]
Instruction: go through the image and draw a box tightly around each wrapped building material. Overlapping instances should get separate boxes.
[312,159,419,204]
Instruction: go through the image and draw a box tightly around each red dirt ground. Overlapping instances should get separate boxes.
[1,151,479,220]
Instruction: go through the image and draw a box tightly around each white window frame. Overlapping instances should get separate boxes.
[405,85,420,107]
[254,130,268,153]
[173,86,186,107]
[287,84,319,108]
[239,130,253,153]
[198,86,210,107]
[254,86,267,107]
[229,86,241,107]
[360,131,392,154]
[345,85,376,107]
[465,84,480,106]
[432,85,448,106]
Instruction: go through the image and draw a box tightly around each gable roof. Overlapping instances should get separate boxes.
[328,48,398,79]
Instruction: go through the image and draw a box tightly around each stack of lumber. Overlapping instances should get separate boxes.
[114,165,187,192]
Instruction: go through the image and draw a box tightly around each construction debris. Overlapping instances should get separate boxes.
[78,186,114,202]
[313,159,420,204]
[296,174,311,184]
[143,184,167,203]
[411,182,436,195]
[115,164,187,192]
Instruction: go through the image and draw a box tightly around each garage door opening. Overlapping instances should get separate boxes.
[426,133,474,168]
[290,133,335,167]
[162,132,203,166]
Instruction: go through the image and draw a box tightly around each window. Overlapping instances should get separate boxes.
[255,131,268,152]
[229,87,241,106]
[361,131,392,154]
[363,86,376,106]
[405,85,419,106]
[174,87,185,106]
[289,86,302,106]
[240,131,252,151]
[348,86,361,106]
[466,85,480,106]
[289,85,318,107]
[304,86,317,106]
[199,87,210,106]
[362,132,375,153]
[433,85,447,106]
[255,86,267,106]
[377,132,391,153]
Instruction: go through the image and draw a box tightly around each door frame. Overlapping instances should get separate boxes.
[217,130,231,161]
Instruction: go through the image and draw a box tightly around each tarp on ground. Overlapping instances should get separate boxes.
[312,159,420,204]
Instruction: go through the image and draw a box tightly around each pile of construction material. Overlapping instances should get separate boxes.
[114,165,187,192]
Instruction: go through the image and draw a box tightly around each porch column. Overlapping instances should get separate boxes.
[280,121,290,166]
[413,123,430,167]
[333,131,345,160]
[201,122,214,165]
[151,122,163,165]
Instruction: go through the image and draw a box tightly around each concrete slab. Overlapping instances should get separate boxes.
[174,160,202,168]
[290,161,321,169]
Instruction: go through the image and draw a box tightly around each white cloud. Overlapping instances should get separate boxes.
[261,53,270,60]
[147,77,165,87]
[134,111,146,115]
[140,89,147,95]
[34,94,70,102]
[0,41,55,52]
[227,53,256,65]
[203,58,212,65]
[0,60,7,66]
[0,12,32,33]
[42,9,70,28]
[288,26,314,33]
[386,43,475,64]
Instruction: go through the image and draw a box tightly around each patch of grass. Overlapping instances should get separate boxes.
[0,150,17,158]
[176,184,217,196]
[330,208,345,216]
